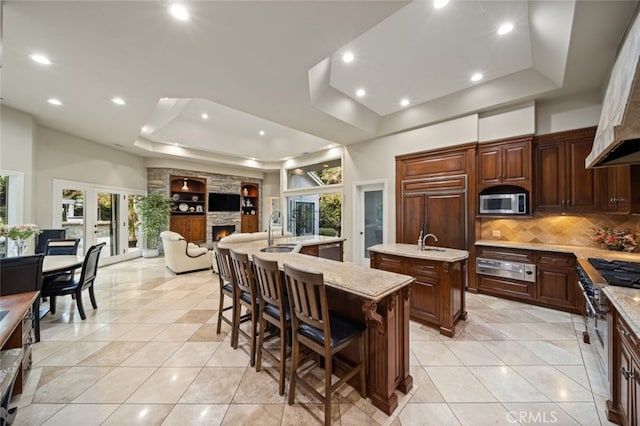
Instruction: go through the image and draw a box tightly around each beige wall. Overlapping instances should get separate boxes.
[1,106,37,222]
[35,126,147,227]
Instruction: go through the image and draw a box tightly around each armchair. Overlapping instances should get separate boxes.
[160,231,212,274]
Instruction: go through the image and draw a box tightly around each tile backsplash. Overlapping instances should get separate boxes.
[479,213,640,247]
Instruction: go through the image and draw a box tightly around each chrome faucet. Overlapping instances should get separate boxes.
[267,210,283,247]
[422,233,438,249]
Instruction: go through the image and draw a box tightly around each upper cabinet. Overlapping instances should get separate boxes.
[477,136,532,192]
[600,165,640,214]
[534,127,600,213]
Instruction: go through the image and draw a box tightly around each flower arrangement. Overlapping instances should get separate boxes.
[0,224,42,256]
[592,227,639,252]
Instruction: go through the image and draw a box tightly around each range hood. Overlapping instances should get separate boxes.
[587,8,640,168]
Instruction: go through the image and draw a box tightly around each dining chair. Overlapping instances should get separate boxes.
[214,246,236,343]
[0,254,44,343]
[253,255,291,395]
[34,229,66,254]
[283,263,366,426]
[41,242,105,320]
[229,249,260,367]
[44,238,80,256]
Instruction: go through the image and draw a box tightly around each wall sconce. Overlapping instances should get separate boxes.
[181,178,189,192]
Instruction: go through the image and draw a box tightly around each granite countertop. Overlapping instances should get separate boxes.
[227,238,414,301]
[475,239,640,262]
[603,286,640,338]
[272,235,345,247]
[368,243,469,262]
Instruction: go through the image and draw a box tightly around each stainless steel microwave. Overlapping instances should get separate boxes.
[479,193,527,214]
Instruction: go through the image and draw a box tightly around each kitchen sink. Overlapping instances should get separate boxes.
[0,310,8,322]
[423,247,445,252]
[260,246,295,253]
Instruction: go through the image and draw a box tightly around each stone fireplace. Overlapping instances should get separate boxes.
[212,225,236,241]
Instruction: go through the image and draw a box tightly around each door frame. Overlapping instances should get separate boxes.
[353,179,388,267]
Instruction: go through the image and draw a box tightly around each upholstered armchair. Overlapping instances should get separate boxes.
[160,231,212,274]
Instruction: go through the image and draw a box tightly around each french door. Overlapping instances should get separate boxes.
[354,181,387,266]
[52,180,145,265]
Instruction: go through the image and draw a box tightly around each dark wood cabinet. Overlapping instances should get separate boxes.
[477,136,532,191]
[298,241,344,261]
[534,127,599,213]
[606,297,640,426]
[535,252,577,311]
[240,183,259,233]
[170,175,206,242]
[476,246,580,314]
[600,165,640,214]
[370,251,466,337]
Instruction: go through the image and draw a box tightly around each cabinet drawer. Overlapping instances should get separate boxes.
[407,262,438,282]
[403,175,466,193]
[478,275,533,299]
[617,316,639,352]
[372,254,403,274]
[537,253,575,268]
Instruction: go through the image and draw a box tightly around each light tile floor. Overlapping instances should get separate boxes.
[13,257,617,425]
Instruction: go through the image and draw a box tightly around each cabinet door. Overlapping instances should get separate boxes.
[535,142,565,211]
[603,166,632,213]
[170,216,189,238]
[478,145,502,187]
[566,140,599,212]
[536,266,575,310]
[407,261,439,323]
[424,192,466,250]
[241,215,259,233]
[401,194,425,244]
[503,141,530,184]
[633,355,639,426]
[187,216,206,242]
[619,339,633,426]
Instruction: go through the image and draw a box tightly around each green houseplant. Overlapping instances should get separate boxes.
[138,193,172,257]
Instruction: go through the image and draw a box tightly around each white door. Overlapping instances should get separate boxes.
[354,181,386,266]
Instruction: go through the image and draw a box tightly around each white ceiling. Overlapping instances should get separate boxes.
[2,0,637,170]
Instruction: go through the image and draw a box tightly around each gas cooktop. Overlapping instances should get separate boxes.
[588,258,640,289]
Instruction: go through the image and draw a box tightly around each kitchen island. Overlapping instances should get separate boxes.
[228,238,415,415]
[369,243,469,337]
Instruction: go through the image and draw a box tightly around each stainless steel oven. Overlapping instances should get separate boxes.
[476,258,536,282]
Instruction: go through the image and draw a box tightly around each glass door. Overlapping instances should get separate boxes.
[355,181,386,266]
[96,192,119,258]
[60,187,87,254]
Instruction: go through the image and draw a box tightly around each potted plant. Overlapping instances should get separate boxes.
[138,193,172,257]
[128,198,140,248]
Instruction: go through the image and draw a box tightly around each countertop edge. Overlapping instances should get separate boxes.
[369,243,469,262]
[603,286,640,338]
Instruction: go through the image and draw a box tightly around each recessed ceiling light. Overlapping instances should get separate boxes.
[201,113,209,120]
[30,54,51,65]
[259,130,265,136]
[433,0,449,9]
[112,97,126,105]
[48,98,62,106]
[342,51,354,63]
[471,73,483,82]
[169,3,190,21]
[498,22,514,35]
[141,126,149,133]
[400,98,410,107]
[356,88,366,97]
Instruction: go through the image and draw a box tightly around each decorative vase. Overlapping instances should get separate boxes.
[15,238,27,256]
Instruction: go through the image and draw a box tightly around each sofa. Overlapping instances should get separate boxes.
[217,229,292,249]
[160,231,212,274]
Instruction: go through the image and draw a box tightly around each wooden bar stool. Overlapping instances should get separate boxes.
[229,249,260,367]
[213,247,237,345]
[253,255,291,395]
[283,263,366,426]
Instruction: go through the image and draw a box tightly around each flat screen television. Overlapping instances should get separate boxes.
[208,193,241,212]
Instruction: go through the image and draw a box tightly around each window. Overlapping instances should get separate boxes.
[0,175,7,224]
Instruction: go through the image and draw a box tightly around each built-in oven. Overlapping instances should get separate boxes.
[476,257,536,282]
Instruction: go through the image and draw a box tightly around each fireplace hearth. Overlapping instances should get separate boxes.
[212,225,236,241]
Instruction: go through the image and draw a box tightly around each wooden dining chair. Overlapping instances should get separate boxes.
[229,249,260,367]
[0,254,44,342]
[283,263,366,426]
[42,239,81,287]
[253,255,291,395]
[41,242,105,320]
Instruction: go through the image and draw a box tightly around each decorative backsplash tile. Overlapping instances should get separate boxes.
[479,213,640,248]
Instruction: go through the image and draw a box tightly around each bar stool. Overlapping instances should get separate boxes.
[283,263,366,426]
[253,255,291,395]
[214,246,244,348]
[229,249,260,367]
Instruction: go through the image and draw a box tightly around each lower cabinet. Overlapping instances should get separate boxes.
[170,215,206,242]
[1,293,36,395]
[606,295,640,426]
[370,252,466,337]
[476,246,580,314]
[299,241,344,261]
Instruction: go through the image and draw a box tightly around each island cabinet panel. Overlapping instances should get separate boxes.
[371,252,466,337]
[606,295,640,426]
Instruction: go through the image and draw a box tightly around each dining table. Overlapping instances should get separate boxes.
[42,255,84,276]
